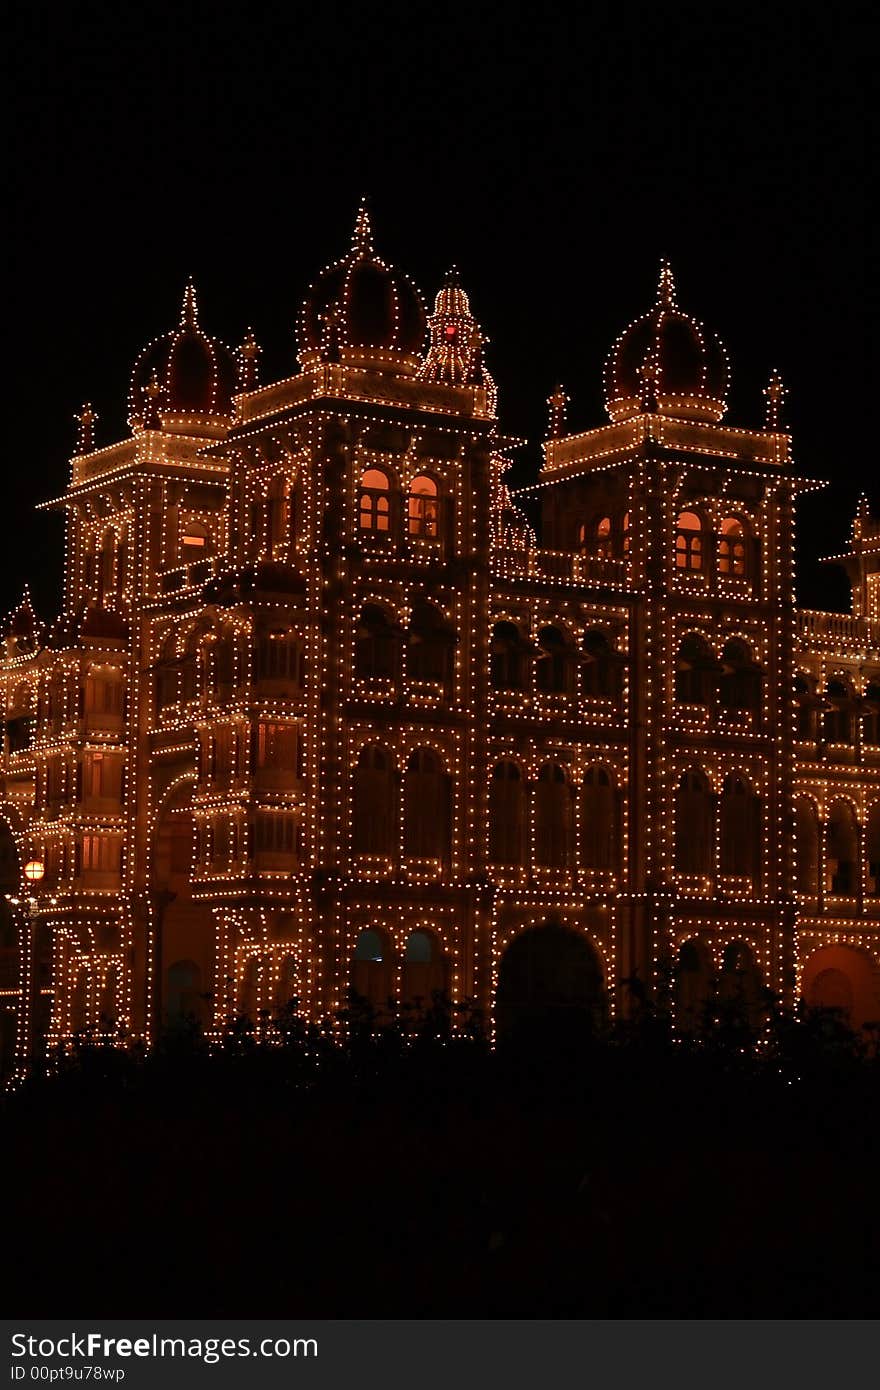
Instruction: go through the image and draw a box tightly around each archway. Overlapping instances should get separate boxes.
[495,924,606,1039]
[153,781,213,1031]
[674,939,714,1030]
[802,945,879,1030]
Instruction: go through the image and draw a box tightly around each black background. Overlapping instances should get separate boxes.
[7,1,874,620]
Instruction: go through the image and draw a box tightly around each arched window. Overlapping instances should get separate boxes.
[358,468,392,533]
[155,634,179,711]
[355,605,401,682]
[827,803,858,895]
[719,774,761,883]
[351,929,391,1012]
[595,515,613,559]
[489,761,526,865]
[534,764,574,869]
[823,679,855,743]
[401,930,447,1009]
[407,602,455,686]
[580,766,618,872]
[795,801,820,896]
[180,628,202,704]
[403,749,451,862]
[720,639,762,714]
[491,621,527,691]
[675,511,703,571]
[166,959,204,1026]
[353,746,397,856]
[675,634,716,706]
[407,475,439,539]
[276,954,298,1011]
[180,520,210,561]
[535,625,574,695]
[675,768,714,875]
[795,673,817,740]
[582,629,620,701]
[675,939,713,1030]
[718,517,747,576]
[621,512,630,555]
[718,942,764,1024]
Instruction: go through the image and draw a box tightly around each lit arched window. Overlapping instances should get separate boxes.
[675,768,714,874]
[720,639,762,714]
[407,475,439,538]
[353,746,397,855]
[675,634,716,706]
[718,517,747,576]
[403,749,451,862]
[675,511,703,570]
[621,512,630,554]
[536,625,574,695]
[580,766,618,872]
[719,774,761,883]
[596,516,612,559]
[491,622,527,691]
[827,802,858,895]
[534,763,574,869]
[356,605,401,681]
[489,761,526,865]
[358,468,391,533]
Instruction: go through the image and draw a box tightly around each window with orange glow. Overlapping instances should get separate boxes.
[359,469,391,532]
[407,475,439,538]
[718,517,747,575]
[675,511,703,570]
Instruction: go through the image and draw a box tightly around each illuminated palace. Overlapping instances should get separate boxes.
[1,207,879,1072]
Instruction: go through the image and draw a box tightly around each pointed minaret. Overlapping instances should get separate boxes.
[853,493,871,541]
[546,384,569,439]
[352,196,373,255]
[181,278,199,329]
[6,585,39,657]
[238,328,261,392]
[763,368,786,430]
[74,402,98,453]
[657,259,677,309]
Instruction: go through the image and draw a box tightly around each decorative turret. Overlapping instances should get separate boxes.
[604,262,729,424]
[418,267,497,409]
[763,369,786,430]
[546,384,569,440]
[298,201,427,372]
[74,402,98,454]
[128,282,240,436]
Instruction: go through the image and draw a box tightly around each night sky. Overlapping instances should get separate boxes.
[7,2,873,620]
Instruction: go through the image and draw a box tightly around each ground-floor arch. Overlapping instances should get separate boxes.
[153,781,214,1031]
[801,944,879,1030]
[495,923,606,1039]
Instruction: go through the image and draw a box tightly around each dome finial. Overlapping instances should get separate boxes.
[352,196,373,253]
[657,260,677,309]
[74,401,98,453]
[763,368,786,430]
[181,279,198,328]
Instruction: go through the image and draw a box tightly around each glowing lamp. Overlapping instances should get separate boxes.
[24,860,45,882]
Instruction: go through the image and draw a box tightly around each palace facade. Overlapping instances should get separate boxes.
[1,208,878,1071]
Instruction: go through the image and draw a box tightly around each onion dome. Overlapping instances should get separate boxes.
[298,203,427,371]
[418,267,497,409]
[604,263,729,424]
[128,283,239,434]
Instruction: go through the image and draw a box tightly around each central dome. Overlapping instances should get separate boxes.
[299,204,427,369]
[604,264,729,424]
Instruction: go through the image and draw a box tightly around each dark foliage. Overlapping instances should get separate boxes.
[3,996,878,1318]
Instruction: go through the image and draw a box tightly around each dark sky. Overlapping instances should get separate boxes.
[7,1,874,619]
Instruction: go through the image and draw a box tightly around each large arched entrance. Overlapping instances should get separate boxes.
[495,924,606,1039]
[802,944,879,1031]
[153,782,213,1031]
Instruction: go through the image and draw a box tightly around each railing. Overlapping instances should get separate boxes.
[798,610,880,648]
[493,548,629,586]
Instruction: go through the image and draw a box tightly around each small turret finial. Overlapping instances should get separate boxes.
[74,402,98,453]
[764,368,786,430]
[238,328,261,391]
[657,260,677,309]
[181,279,198,328]
[352,196,373,253]
[547,384,569,439]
